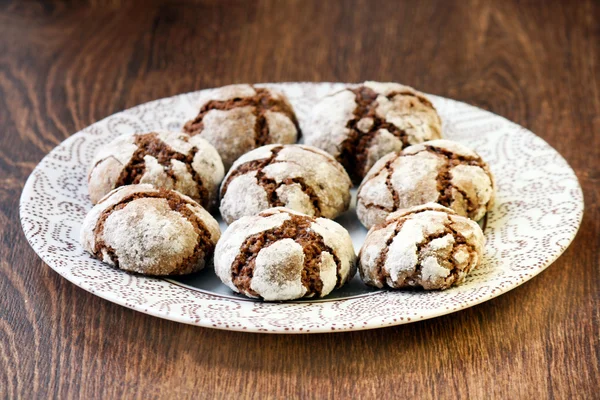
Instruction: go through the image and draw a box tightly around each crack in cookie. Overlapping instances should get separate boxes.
[114,133,210,208]
[229,213,341,298]
[372,220,405,284]
[365,210,480,290]
[376,205,456,229]
[411,226,470,288]
[384,154,401,210]
[220,146,284,196]
[357,141,494,229]
[221,146,323,217]
[423,145,489,216]
[92,189,215,274]
[183,88,301,145]
[338,87,412,183]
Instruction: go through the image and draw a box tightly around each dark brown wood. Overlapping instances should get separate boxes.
[1,0,598,398]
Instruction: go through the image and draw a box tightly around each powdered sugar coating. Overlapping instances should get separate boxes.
[80,184,220,276]
[208,84,257,101]
[250,239,307,300]
[214,209,292,291]
[357,139,495,228]
[359,203,485,290]
[264,110,297,144]
[309,217,357,284]
[402,138,479,158]
[306,81,442,181]
[183,84,300,169]
[220,172,270,223]
[214,207,357,301]
[304,89,356,155]
[87,131,224,209]
[198,107,256,169]
[190,135,226,205]
[275,184,313,215]
[102,198,198,273]
[230,144,276,165]
[318,252,338,298]
[364,129,404,173]
[219,144,352,224]
[87,136,138,203]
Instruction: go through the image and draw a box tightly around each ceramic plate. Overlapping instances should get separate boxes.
[20,83,583,333]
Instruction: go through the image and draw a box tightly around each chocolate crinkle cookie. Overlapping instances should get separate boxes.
[219,144,352,224]
[305,81,442,183]
[87,131,224,209]
[357,139,495,229]
[214,207,357,301]
[80,184,221,276]
[183,84,301,169]
[359,203,485,290]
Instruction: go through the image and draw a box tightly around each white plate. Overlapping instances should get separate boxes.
[20,82,583,333]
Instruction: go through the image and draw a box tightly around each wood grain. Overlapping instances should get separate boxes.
[0,0,598,398]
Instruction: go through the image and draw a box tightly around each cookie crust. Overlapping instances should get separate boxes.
[214,207,357,301]
[219,144,352,224]
[87,131,224,209]
[81,184,221,276]
[183,84,301,169]
[358,203,485,290]
[306,81,442,183]
[357,139,495,229]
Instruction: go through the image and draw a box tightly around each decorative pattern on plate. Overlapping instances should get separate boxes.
[19,83,583,333]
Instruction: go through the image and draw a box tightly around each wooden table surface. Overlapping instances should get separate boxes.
[1,0,598,398]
